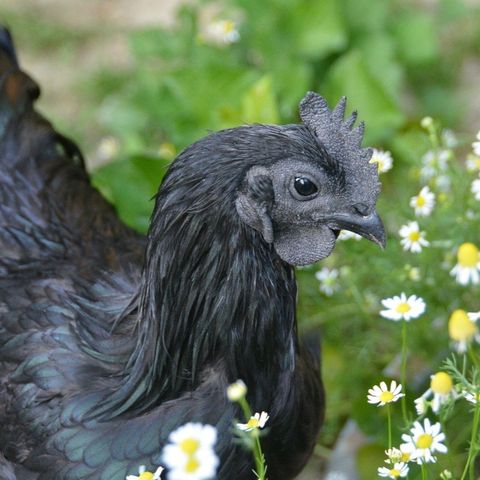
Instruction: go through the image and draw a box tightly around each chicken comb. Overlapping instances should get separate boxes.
[299,92,373,169]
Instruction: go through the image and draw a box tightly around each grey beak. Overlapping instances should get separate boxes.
[328,211,386,248]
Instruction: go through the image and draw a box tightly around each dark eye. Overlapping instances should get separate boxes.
[294,177,318,197]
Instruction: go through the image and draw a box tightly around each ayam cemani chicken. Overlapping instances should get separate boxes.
[0,28,385,480]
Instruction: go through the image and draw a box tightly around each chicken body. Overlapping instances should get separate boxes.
[0,28,384,480]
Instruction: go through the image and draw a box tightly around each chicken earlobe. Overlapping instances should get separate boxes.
[235,166,274,244]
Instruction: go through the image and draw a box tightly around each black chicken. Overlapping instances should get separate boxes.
[0,28,385,480]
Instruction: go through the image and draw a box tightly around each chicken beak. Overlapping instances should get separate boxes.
[329,211,387,248]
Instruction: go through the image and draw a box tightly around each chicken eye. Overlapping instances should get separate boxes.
[293,177,318,197]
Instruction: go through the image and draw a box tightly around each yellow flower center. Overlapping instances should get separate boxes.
[408,231,420,242]
[389,469,401,477]
[430,372,453,395]
[380,391,395,403]
[246,417,260,429]
[457,242,479,267]
[180,438,200,455]
[416,195,426,207]
[222,20,236,34]
[400,452,411,462]
[449,309,477,342]
[138,473,154,480]
[396,302,411,314]
[185,457,200,473]
[416,433,433,449]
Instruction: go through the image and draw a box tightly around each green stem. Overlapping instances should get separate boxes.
[421,463,428,480]
[387,404,392,450]
[400,320,408,423]
[460,392,480,480]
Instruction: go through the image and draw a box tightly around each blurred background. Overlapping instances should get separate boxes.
[2,0,480,478]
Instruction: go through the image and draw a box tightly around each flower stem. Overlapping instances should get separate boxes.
[421,463,428,480]
[387,404,392,450]
[238,398,267,480]
[400,320,408,423]
[460,390,480,480]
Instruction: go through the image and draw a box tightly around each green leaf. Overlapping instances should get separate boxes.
[343,0,389,33]
[241,75,280,124]
[292,0,348,58]
[323,50,404,144]
[358,33,404,100]
[91,154,171,233]
[392,11,439,66]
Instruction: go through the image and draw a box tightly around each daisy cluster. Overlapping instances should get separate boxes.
[369,124,480,477]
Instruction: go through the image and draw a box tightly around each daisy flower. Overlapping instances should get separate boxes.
[472,178,480,201]
[126,465,163,480]
[414,372,456,415]
[420,150,449,179]
[377,462,409,478]
[472,130,480,156]
[410,186,435,216]
[385,444,414,464]
[204,19,240,45]
[369,149,393,173]
[226,380,247,401]
[462,388,480,404]
[236,411,269,431]
[96,136,120,163]
[162,423,218,480]
[399,221,429,253]
[450,242,480,285]
[401,418,447,464]
[448,309,480,353]
[466,153,480,172]
[367,380,404,406]
[315,267,339,296]
[380,293,426,321]
[442,129,458,148]
[384,447,402,464]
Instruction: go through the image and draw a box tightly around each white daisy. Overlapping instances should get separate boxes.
[410,186,435,216]
[384,444,415,464]
[462,390,480,405]
[204,19,240,45]
[442,129,458,148]
[315,267,340,296]
[367,380,404,407]
[162,423,218,480]
[414,396,429,416]
[472,178,480,201]
[448,309,480,353]
[377,462,409,478]
[338,230,362,241]
[384,448,402,464]
[466,153,480,172]
[96,136,120,162]
[369,149,393,173]
[226,380,247,402]
[450,242,480,285]
[414,372,456,415]
[420,150,450,179]
[401,418,447,464]
[380,293,426,321]
[236,411,269,431]
[472,130,480,156]
[126,465,163,480]
[399,221,429,253]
